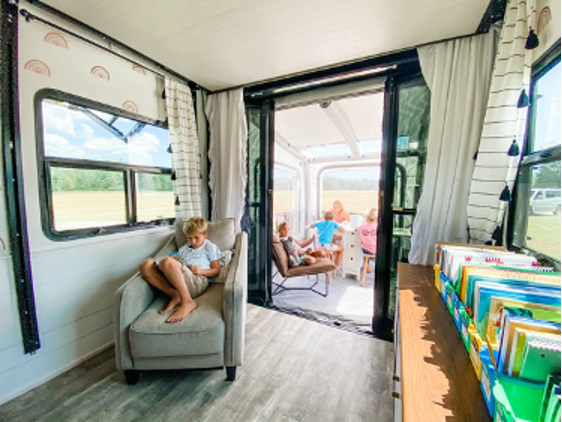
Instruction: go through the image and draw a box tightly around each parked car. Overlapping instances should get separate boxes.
[529,188,561,215]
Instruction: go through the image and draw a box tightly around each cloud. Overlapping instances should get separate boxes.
[80,123,95,139]
[44,134,87,159]
[82,132,162,166]
[42,102,86,136]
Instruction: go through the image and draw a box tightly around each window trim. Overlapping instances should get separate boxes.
[508,41,561,266]
[35,88,174,241]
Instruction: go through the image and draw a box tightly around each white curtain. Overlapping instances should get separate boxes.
[165,78,202,220]
[408,29,499,265]
[205,88,248,231]
[468,0,537,243]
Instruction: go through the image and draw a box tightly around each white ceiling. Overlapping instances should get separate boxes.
[275,92,384,161]
[41,0,490,91]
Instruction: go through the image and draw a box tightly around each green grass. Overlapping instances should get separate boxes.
[52,191,174,230]
[526,215,561,261]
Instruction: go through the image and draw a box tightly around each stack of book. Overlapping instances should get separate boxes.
[434,242,561,421]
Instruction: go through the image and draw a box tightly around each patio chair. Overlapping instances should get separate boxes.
[272,232,336,297]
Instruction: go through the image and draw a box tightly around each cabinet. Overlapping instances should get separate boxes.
[341,230,363,280]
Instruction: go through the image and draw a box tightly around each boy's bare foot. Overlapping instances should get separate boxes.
[367,266,371,274]
[159,294,181,315]
[166,301,197,323]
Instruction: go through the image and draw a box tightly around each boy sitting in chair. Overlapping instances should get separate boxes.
[139,217,221,323]
[310,210,345,269]
[278,221,325,267]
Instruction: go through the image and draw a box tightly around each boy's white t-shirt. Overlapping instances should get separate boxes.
[178,239,221,269]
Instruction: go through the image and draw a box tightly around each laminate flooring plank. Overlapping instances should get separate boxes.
[1,305,394,422]
[200,311,314,422]
[140,308,309,422]
[36,369,187,422]
[245,317,330,422]
[298,327,365,422]
[0,346,116,422]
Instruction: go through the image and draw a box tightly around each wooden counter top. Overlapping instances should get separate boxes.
[397,262,491,422]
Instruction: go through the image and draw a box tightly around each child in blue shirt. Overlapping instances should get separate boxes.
[139,217,221,323]
[310,210,345,268]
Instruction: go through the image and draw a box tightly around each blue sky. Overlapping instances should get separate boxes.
[42,100,171,168]
[534,61,561,151]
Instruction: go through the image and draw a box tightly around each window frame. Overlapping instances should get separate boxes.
[509,42,561,266]
[35,88,174,241]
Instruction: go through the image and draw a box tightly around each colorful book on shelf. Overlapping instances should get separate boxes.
[497,314,561,374]
[486,297,561,349]
[459,265,560,304]
[472,282,561,337]
[508,328,560,377]
[539,375,562,422]
[519,335,561,383]
[437,245,510,275]
[464,272,561,314]
[440,247,519,284]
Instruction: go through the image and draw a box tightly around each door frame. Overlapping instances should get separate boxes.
[244,50,422,339]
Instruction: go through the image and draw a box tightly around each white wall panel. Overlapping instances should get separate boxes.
[0,258,21,353]
[0,4,188,405]
[0,325,113,405]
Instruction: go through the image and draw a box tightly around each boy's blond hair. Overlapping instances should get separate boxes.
[324,210,335,221]
[278,221,289,233]
[366,208,377,223]
[183,217,208,236]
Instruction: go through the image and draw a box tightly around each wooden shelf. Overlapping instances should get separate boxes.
[397,262,491,422]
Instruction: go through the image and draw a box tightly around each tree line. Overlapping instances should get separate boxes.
[50,167,173,191]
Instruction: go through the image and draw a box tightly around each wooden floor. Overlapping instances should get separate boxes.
[0,305,394,422]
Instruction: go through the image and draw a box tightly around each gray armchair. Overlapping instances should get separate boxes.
[114,219,248,384]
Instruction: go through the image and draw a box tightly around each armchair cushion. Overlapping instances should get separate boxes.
[129,283,225,358]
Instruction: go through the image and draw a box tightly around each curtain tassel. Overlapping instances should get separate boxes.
[171,170,176,181]
[161,89,166,99]
[499,184,511,201]
[167,143,173,153]
[175,196,180,205]
[491,226,503,245]
[517,89,530,108]
[525,28,539,50]
[507,139,520,157]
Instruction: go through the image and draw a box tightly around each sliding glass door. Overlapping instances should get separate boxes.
[244,101,275,305]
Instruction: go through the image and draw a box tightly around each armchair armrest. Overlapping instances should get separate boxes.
[223,231,248,367]
[114,233,176,370]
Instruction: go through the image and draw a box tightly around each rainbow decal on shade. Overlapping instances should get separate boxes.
[132,64,147,75]
[24,59,51,77]
[537,6,552,35]
[122,101,138,114]
[90,66,110,81]
[44,32,68,49]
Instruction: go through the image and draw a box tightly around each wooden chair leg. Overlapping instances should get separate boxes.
[361,255,369,287]
[327,272,332,284]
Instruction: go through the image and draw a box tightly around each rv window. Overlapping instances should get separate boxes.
[511,49,561,264]
[273,165,301,234]
[36,91,173,239]
[320,167,379,216]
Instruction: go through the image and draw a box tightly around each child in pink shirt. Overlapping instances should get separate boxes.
[357,208,377,255]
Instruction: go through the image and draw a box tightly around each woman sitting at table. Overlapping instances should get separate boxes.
[331,200,350,224]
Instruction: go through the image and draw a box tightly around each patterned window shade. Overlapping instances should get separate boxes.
[468,0,538,244]
[165,78,202,220]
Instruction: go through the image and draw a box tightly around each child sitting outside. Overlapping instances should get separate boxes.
[357,208,377,274]
[139,217,221,324]
[278,221,325,267]
[310,210,345,268]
